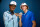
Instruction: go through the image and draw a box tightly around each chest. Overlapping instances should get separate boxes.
[22,14,31,20]
[6,13,17,20]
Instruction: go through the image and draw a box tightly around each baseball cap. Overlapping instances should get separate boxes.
[10,1,17,5]
[20,3,28,9]
[21,3,27,6]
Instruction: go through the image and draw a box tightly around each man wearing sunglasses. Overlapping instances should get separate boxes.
[3,1,18,27]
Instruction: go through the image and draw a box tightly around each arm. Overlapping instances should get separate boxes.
[3,12,8,27]
[19,15,22,27]
[32,21,36,27]
[15,13,22,27]
[31,13,36,27]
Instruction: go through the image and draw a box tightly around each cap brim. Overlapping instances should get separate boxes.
[9,4,16,5]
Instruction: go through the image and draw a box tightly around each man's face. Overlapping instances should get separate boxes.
[9,5,16,11]
[21,5,27,11]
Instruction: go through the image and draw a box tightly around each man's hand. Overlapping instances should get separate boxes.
[32,21,36,27]
[15,13,22,18]
[15,13,19,16]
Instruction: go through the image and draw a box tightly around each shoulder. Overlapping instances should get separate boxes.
[27,11,34,16]
[28,10,34,14]
[3,11,9,15]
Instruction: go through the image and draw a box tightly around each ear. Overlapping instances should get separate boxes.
[26,7,28,9]
[20,5,22,10]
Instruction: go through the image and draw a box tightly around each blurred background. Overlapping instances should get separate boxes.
[0,0,40,27]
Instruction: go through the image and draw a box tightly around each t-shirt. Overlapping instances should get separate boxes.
[21,10,35,27]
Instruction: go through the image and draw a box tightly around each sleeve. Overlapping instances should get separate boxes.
[31,13,35,21]
[3,12,8,27]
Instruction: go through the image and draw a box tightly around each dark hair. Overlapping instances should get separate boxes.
[9,4,16,7]
[9,4,16,6]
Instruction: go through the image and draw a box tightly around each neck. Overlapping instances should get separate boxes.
[24,9,28,13]
[10,10,14,15]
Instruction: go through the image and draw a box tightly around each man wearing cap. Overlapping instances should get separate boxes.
[3,1,18,27]
[19,3,36,27]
